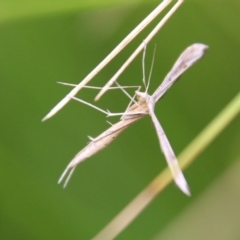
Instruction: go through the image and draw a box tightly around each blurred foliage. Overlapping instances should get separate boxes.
[0,0,240,239]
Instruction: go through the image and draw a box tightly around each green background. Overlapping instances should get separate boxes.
[1,0,240,239]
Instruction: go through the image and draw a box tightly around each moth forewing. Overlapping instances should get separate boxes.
[152,43,208,102]
[148,104,190,195]
[58,100,148,186]
[69,118,139,168]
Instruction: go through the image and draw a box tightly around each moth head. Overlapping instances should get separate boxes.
[135,91,147,102]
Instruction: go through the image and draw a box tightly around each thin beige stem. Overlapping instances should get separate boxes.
[42,0,172,121]
[92,92,240,240]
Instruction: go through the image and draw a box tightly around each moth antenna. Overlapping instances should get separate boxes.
[142,41,147,89]
[145,44,157,93]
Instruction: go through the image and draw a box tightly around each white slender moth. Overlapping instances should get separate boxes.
[58,43,208,195]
